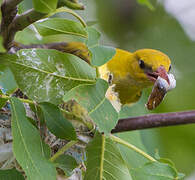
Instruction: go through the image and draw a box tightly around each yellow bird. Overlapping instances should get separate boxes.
[58,42,172,111]
[99,48,171,110]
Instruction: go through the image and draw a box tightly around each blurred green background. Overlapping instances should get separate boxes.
[80,0,195,177]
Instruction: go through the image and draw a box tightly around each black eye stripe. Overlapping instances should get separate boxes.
[138,60,145,69]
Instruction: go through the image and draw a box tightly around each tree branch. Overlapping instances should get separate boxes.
[3,9,46,50]
[112,110,195,133]
[0,0,23,49]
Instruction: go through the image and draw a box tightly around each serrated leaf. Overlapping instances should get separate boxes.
[33,0,58,13]
[5,49,96,104]
[54,154,78,177]
[131,161,184,180]
[10,97,56,180]
[84,132,132,180]
[0,64,18,94]
[90,45,116,66]
[0,168,24,180]
[35,18,87,38]
[40,102,76,140]
[64,79,118,133]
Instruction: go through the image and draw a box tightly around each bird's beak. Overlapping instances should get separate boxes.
[146,66,170,84]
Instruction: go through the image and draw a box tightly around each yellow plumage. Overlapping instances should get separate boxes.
[99,48,171,106]
[61,42,171,111]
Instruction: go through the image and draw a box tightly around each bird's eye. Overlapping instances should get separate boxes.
[138,60,145,69]
[169,65,172,72]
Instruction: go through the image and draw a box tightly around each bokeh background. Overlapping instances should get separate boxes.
[79,0,195,178]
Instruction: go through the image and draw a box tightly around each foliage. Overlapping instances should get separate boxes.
[0,0,185,179]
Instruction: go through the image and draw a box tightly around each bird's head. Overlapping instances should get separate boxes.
[130,49,171,87]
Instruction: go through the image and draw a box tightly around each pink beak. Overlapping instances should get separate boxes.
[146,66,170,84]
[156,66,170,84]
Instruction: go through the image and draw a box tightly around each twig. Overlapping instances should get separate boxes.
[112,110,195,133]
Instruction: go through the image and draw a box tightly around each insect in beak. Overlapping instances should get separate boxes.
[146,66,176,110]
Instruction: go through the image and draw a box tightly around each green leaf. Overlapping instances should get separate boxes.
[64,79,118,133]
[116,131,149,170]
[84,27,115,66]
[0,168,24,180]
[46,7,87,28]
[154,153,185,179]
[131,161,184,180]
[33,0,58,13]
[15,27,41,44]
[40,102,77,140]
[18,0,33,14]
[29,104,45,125]
[137,0,154,10]
[34,18,87,38]
[54,154,78,177]
[90,45,116,66]
[5,49,96,104]
[0,63,18,94]
[10,97,56,180]
[84,132,132,180]
[85,27,101,47]
[41,141,51,159]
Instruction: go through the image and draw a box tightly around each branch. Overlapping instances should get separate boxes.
[3,9,46,50]
[0,0,23,49]
[112,110,195,133]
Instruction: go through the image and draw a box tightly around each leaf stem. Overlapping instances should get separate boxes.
[49,140,78,162]
[1,94,34,104]
[110,134,156,162]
